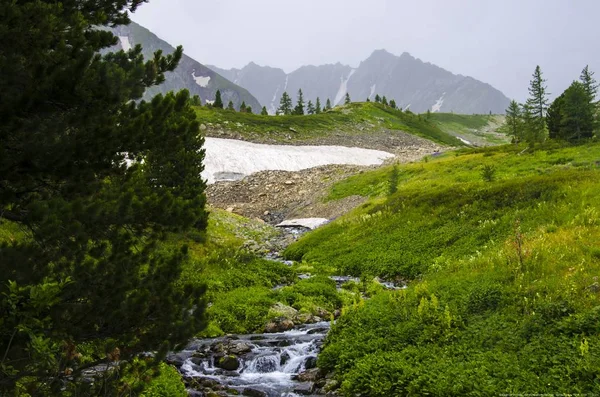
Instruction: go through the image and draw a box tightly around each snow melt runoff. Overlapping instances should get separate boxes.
[201,138,394,184]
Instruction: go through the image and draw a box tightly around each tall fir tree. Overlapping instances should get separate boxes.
[525,65,549,143]
[307,100,315,115]
[214,89,224,108]
[325,98,332,111]
[560,81,595,142]
[246,106,252,114]
[345,92,351,105]
[294,89,305,115]
[366,97,371,102]
[278,92,293,115]
[382,96,388,106]
[227,100,235,111]
[240,101,247,112]
[389,99,396,109]
[315,97,322,114]
[502,100,525,143]
[375,94,381,103]
[261,106,269,116]
[580,65,598,102]
[0,1,208,394]
[546,94,565,140]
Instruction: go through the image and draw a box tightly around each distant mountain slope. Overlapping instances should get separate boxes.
[108,21,261,111]
[209,50,510,115]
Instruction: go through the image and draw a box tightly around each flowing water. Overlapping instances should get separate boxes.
[174,322,331,396]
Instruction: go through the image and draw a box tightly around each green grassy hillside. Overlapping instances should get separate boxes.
[430,112,509,145]
[195,102,465,146]
[284,142,600,395]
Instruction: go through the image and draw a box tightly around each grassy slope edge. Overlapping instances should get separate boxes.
[284,142,600,395]
[195,102,465,147]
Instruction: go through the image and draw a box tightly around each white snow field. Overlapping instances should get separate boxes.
[201,138,394,184]
[191,72,211,87]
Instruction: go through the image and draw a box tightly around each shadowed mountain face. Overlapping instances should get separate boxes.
[209,50,510,114]
[108,21,261,111]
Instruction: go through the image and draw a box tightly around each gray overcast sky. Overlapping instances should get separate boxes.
[131,0,600,102]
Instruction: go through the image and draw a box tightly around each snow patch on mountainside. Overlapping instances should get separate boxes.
[334,69,356,105]
[201,137,394,184]
[119,36,132,51]
[457,136,472,145]
[269,84,281,115]
[431,93,446,113]
[369,84,377,100]
[191,72,211,87]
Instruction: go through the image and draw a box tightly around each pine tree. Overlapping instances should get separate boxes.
[278,92,293,115]
[0,2,208,394]
[325,98,332,111]
[191,95,202,106]
[294,89,305,115]
[366,98,371,102]
[345,92,351,105]
[580,65,598,102]
[525,65,549,143]
[214,89,224,108]
[261,106,269,116]
[240,101,247,112]
[375,94,381,103]
[389,99,396,109]
[502,100,525,143]
[307,100,315,115]
[227,100,235,111]
[382,96,388,106]
[246,106,252,114]
[560,81,595,142]
[315,97,322,114]
[426,109,432,120]
[546,95,564,140]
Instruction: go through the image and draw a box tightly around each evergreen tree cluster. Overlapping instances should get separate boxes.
[276,90,332,115]
[372,94,399,109]
[502,65,598,144]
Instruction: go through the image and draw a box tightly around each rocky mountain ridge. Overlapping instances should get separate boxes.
[209,50,510,115]
[108,21,261,111]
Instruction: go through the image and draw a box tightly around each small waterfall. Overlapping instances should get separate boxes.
[175,322,330,396]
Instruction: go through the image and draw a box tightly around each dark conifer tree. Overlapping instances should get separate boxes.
[307,100,315,115]
[227,100,235,111]
[546,95,564,140]
[278,92,293,115]
[325,98,332,111]
[375,94,381,103]
[560,81,595,142]
[0,1,208,394]
[214,89,224,108]
[503,100,525,142]
[345,92,351,105]
[294,89,305,115]
[261,106,269,115]
[240,101,247,112]
[315,97,322,114]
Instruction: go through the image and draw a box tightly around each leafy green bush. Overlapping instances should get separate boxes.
[207,287,276,334]
[279,276,342,312]
[142,363,187,397]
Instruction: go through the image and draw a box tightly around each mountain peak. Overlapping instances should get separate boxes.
[368,49,396,60]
